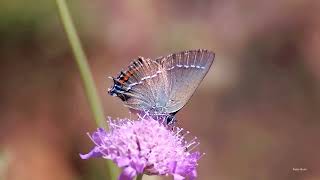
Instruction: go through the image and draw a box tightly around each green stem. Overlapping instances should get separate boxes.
[55,0,105,128]
[55,0,118,179]
[136,174,143,180]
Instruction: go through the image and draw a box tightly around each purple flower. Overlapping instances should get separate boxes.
[80,115,202,180]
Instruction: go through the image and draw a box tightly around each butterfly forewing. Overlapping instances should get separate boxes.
[110,57,169,112]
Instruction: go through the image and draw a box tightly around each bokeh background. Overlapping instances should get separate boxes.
[1,0,320,180]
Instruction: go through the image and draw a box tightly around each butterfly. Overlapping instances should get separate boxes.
[108,49,215,124]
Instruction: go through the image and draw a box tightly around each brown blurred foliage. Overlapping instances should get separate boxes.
[0,0,320,180]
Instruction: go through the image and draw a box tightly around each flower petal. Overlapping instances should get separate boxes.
[189,152,201,161]
[168,161,178,173]
[79,147,103,159]
[118,167,137,180]
[90,128,106,145]
[131,158,146,173]
[173,173,185,180]
[114,157,130,168]
[189,170,197,180]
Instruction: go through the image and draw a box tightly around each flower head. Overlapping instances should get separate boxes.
[80,115,202,180]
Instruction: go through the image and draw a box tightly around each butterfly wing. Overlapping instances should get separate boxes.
[155,49,215,113]
[108,49,215,115]
[108,57,169,112]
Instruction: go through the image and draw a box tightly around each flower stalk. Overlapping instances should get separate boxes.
[136,174,143,180]
[55,0,118,179]
[55,0,105,127]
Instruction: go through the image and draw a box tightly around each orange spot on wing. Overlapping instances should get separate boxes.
[123,76,129,81]
[119,79,125,84]
[119,71,134,84]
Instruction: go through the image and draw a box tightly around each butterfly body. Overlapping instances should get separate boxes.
[108,49,215,123]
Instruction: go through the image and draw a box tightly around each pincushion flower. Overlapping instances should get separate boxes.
[80,115,202,180]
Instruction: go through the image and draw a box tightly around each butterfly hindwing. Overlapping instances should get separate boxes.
[156,49,214,113]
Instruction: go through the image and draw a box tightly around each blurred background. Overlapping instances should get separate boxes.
[1,0,320,180]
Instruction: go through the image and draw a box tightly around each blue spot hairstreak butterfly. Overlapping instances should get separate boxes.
[108,49,215,123]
